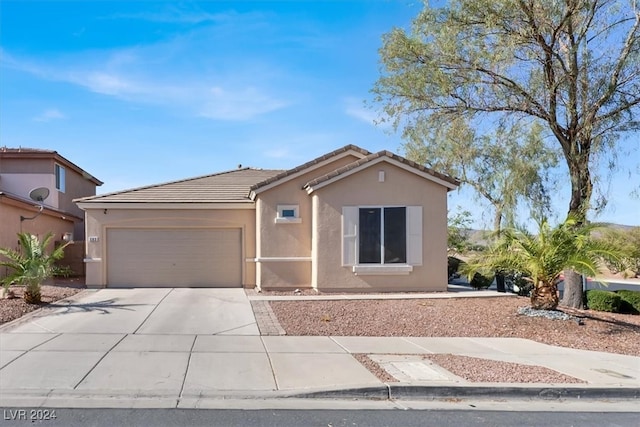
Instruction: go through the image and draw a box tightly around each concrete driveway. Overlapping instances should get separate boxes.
[0,288,381,405]
[4,288,259,335]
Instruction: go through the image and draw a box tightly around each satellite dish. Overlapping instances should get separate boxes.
[29,187,50,203]
[20,187,50,222]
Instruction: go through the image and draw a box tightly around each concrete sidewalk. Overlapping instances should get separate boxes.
[0,288,638,409]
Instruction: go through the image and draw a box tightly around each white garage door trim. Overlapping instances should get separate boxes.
[106,227,242,288]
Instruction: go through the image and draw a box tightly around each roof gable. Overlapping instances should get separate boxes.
[76,168,283,204]
[248,144,370,199]
[0,147,103,186]
[303,151,459,193]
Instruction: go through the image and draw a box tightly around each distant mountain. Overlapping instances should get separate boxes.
[460,223,637,247]
[600,223,637,232]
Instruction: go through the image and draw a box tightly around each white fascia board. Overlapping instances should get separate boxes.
[76,202,256,211]
[251,149,368,196]
[305,157,458,194]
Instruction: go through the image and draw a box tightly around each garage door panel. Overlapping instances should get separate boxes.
[107,228,242,287]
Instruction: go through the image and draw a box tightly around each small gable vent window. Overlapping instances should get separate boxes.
[55,164,66,193]
[275,204,301,224]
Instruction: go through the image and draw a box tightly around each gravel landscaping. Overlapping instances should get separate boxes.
[269,296,640,356]
[269,295,639,383]
[422,354,586,384]
[0,278,86,325]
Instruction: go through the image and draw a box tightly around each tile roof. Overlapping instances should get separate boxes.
[76,168,283,204]
[249,144,371,192]
[0,147,103,186]
[303,150,460,190]
[0,147,56,154]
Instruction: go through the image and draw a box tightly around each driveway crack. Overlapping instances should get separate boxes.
[133,288,174,335]
[72,334,128,390]
[177,334,197,407]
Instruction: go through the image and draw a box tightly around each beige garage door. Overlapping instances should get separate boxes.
[106,228,242,287]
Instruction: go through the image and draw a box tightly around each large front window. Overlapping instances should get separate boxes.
[342,205,421,274]
[358,207,406,264]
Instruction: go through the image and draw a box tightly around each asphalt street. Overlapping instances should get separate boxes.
[1,407,638,427]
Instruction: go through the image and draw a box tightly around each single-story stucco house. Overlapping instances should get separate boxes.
[75,145,459,292]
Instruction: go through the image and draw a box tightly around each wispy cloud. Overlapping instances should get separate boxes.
[199,86,287,120]
[264,148,290,159]
[110,4,240,25]
[3,39,290,121]
[33,108,66,122]
[344,97,382,126]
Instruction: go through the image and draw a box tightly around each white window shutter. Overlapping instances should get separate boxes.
[406,206,422,265]
[342,207,358,266]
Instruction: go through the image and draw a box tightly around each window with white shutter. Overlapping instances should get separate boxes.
[341,205,422,274]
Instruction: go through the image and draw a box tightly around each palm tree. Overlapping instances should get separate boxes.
[0,232,69,304]
[464,217,626,310]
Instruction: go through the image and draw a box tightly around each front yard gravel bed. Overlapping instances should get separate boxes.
[0,281,85,325]
[269,296,640,356]
[270,296,639,384]
[422,354,586,384]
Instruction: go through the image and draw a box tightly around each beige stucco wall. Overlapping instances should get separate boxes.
[60,167,98,240]
[0,203,76,279]
[83,207,256,288]
[1,157,98,240]
[311,163,449,292]
[255,153,362,289]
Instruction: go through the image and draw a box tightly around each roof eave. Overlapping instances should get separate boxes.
[76,201,256,210]
[0,149,103,186]
[304,155,459,194]
[0,192,83,221]
[249,145,371,195]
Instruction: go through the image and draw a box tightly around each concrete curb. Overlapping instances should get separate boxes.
[2,385,638,409]
[292,385,640,400]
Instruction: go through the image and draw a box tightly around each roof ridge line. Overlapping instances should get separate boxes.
[74,167,260,202]
[249,144,371,192]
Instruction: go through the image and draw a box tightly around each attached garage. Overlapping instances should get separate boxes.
[106,228,242,288]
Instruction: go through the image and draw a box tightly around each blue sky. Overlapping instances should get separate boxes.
[1,1,638,228]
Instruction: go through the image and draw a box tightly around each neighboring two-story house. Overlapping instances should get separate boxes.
[0,147,102,275]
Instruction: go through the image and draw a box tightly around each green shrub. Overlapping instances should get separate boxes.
[448,257,463,279]
[585,290,623,313]
[470,272,494,290]
[616,290,640,315]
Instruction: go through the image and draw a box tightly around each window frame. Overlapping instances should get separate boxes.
[358,206,407,265]
[55,164,66,193]
[342,205,422,275]
[275,204,302,224]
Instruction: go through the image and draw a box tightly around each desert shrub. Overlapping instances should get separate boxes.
[53,265,73,278]
[0,232,70,303]
[448,257,463,279]
[470,272,494,290]
[598,227,640,278]
[585,290,623,313]
[616,290,640,315]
